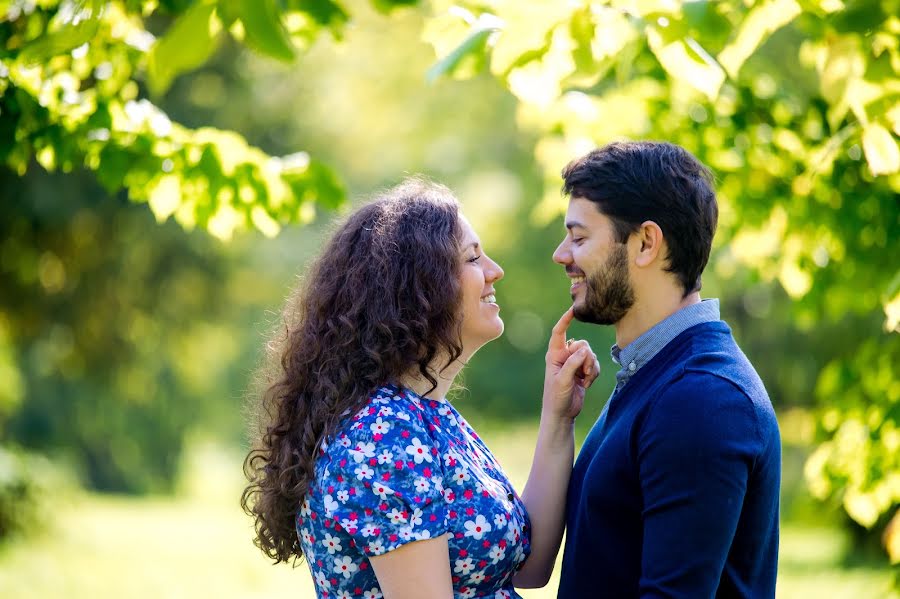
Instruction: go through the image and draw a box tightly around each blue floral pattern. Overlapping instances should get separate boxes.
[298,384,531,598]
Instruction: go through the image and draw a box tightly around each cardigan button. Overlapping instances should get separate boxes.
[515,561,524,571]
[507,492,514,501]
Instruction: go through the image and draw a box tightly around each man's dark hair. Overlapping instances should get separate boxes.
[561,141,718,295]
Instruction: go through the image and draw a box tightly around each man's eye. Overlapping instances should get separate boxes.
[572,237,584,244]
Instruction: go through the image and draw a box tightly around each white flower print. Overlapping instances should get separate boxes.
[493,513,508,528]
[299,499,312,517]
[338,436,352,448]
[367,539,386,555]
[333,555,358,579]
[300,528,314,546]
[360,522,379,538]
[398,527,413,541]
[314,571,331,589]
[377,405,393,417]
[413,529,432,540]
[323,494,339,516]
[453,467,471,486]
[387,508,407,525]
[488,544,506,564]
[335,591,353,599]
[364,589,384,599]
[405,437,432,464]
[340,518,358,534]
[370,417,390,435]
[377,448,393,465]
[464,515,492,540]
[409,508,424,527]
[354,463,374,480]
[468,570,487,585]
[454,557,475,575]
[460,588,477,599]
[414,477,430,493]
[349,441,376,463]
[395,410,410,421]
[336,490,349,503]
[494,591,512,599]
[372,482,395,500]
[321,532,342,555]
[443,451,458,467]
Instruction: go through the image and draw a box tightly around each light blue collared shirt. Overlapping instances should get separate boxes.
[610,298,721,392]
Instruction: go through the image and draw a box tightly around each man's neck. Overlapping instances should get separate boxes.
[615,291,702,349]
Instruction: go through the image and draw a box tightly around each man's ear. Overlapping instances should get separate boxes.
[633,221,664,268]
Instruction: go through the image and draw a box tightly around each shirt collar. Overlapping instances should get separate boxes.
[610,298,720,390]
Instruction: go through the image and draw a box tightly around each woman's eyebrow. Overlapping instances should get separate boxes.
[565,220,586,231]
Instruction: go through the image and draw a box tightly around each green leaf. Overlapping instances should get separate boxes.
[862,123,900,175]
[646,25,725,100]
[370,0,419,14]
[147,2,222,96]
[285,0,350,29]
[718,0,802,79]
[234,0,296,62]
[18,0,104,64]
[426,26,497,83]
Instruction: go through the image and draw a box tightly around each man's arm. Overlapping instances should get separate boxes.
[637,373,761,598]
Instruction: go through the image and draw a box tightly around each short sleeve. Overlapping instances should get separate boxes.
[321,397,450,557]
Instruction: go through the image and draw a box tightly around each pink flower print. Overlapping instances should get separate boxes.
[349,441,375,463]
[370,417,390,435]
[464,515,492,540]
[405,438,432,464]
[354,464,374,480]
[453,468,471,486]
[371,481,395,500]
[332,556,358,579]
[321,532,342,555]
[454,557,475,575]
[377,449,393,465]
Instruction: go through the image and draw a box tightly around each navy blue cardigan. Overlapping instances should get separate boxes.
[558,321,780,598]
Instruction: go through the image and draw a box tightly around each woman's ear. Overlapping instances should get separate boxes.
[634,220,664,268]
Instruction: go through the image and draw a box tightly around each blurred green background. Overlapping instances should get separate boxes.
[1,0,898,597]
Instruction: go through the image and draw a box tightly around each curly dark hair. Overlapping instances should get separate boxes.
[241,178,465,564]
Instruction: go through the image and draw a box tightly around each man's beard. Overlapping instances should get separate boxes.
[573,244,635,325]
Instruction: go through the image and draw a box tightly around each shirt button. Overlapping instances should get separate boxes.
[628,361,636,371]
[507,492,514,501]
[515,561,524,571]
[522,524,529,532]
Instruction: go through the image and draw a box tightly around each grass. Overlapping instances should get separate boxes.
[0,426,895,599]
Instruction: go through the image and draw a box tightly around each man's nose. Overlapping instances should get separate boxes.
[553,240,571,265]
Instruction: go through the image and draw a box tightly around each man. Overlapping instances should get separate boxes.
[554,141,781,598]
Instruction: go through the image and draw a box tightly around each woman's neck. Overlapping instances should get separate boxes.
[399,356,466,401]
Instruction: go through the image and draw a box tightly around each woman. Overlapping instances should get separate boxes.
[242,178,598,598]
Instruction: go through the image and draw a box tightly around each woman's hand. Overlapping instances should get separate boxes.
[543,307,600,422]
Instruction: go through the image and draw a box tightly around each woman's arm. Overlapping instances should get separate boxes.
[513,308,598,588]
[369,534,454,599]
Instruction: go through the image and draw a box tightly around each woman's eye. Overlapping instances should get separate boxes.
[468,255,482,263]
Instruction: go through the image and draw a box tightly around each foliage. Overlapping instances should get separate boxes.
[421,0,900,560]
[0,0,352,240]
[0,444,71,541]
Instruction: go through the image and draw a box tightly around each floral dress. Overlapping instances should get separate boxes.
[298,384,531,598]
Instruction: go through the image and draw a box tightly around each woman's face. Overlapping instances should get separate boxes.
[457,215,505,356]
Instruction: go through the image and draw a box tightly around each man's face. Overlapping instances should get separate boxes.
[552,197,635,325]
